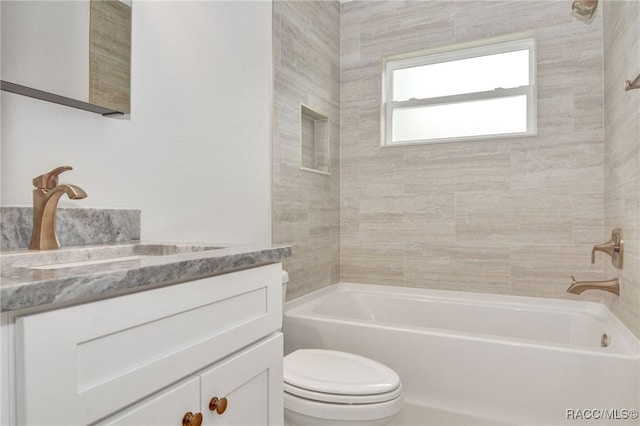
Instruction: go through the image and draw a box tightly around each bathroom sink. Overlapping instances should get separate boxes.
[1,243,225,270]
[29,255,157,269]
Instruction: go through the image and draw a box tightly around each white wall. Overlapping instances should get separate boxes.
[1,1,273,245]
[1,1,90,101]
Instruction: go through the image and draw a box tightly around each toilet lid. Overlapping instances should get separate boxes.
[283,349,401,402]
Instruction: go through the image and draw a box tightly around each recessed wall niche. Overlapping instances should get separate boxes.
[300,104,330,175]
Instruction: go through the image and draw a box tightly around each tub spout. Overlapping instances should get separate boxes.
[567,276,619,296]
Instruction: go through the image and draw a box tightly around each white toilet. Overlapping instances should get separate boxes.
[281,272,403,426]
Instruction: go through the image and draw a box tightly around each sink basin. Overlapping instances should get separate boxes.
[1,243,224,270]
[29,255,154,269]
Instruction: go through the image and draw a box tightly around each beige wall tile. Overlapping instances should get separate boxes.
[340,0,606,305]
[274,0,638,339]
[273,1,341,300]
[603,0,640,337]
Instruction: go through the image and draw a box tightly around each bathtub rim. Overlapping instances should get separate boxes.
[284,282,640,360]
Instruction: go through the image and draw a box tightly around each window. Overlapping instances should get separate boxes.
[382,35,536,145]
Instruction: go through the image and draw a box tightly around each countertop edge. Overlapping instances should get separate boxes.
[1,244,291,313]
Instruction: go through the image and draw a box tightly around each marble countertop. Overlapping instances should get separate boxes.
[0,242,291,313]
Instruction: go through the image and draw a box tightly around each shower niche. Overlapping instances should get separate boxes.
[300,104,330,175]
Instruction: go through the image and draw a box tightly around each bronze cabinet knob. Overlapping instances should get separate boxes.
[208,396,228,415]
[182,411,203,426]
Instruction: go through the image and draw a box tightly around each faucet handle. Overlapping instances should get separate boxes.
[32,166,73,189]
[591,240,615,264]
[590,228,624,269]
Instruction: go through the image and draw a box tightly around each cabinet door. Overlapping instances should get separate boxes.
[199,333,283,426]
[98,376,200,426]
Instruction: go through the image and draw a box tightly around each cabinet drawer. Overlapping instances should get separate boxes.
[15,263,282,425]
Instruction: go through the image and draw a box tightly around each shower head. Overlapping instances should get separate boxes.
[572,0,598,20]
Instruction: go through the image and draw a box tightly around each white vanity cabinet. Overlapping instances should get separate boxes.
[10,263,284,426]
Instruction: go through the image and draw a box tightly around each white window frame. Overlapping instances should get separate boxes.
[381,33,537,146]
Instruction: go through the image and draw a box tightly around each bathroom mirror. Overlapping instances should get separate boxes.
[0,0,131,116]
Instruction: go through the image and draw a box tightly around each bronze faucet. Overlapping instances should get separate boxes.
[567,276,620,296]
[29,166,87,250]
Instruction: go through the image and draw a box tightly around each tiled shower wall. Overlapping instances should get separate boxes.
[340,1,606,300]
[273,1,341,299]
[274,0,639,337]
[603,0,640,337]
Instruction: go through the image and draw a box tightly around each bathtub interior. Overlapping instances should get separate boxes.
[283,283,640,425]
[285,283,640,356]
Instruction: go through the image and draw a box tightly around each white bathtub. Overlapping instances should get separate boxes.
[283,283,640,425]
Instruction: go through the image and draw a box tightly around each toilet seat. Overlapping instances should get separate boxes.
[284,381,403,404]
[283,349,402,404]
